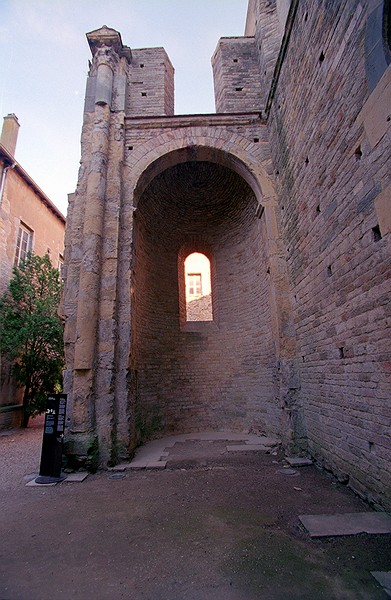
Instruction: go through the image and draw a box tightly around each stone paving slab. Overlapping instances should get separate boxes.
[226,444,269,452]
[286,457,313,467]
[126,462,148,470]
[64,472,89,482]
[146,461,167,469]
[299,512,391,537]
[26,478,57,487]
[123,431,280,470]
[246,437,280,447]
[125,431,281,470]
[371,572,391,597]
[26,472,89,485]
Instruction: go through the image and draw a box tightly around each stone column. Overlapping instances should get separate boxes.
[65,29,128,467]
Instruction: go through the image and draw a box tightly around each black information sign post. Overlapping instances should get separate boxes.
[36,394,67,484]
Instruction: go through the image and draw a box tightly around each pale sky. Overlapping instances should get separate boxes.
[0,0,248,216]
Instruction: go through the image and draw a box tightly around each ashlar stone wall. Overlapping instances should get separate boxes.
[263,0,391,509]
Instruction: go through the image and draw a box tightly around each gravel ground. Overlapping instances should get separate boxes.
[0,416,44,491]
[1,425,390,600]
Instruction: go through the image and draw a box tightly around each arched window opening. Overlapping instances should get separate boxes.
[184,252,213,322]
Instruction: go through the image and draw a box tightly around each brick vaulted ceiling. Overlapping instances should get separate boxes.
[138,161,256,238]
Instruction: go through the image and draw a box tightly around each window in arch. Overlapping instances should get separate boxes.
[184,252,213,322]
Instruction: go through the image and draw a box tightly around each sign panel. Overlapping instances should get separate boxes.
[39,394,67,480]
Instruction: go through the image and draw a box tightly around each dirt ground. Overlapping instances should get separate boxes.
[0,422,390,600]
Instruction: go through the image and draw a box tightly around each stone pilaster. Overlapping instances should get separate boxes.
[64,27,131,467]
[261,194,305,453]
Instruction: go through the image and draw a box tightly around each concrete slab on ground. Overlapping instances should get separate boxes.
[299,512,391,537]
[371,572,391,597]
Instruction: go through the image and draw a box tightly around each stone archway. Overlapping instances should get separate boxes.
[130,156,279,443]
[63,75,302,467]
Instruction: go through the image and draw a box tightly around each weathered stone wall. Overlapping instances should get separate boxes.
[186,294,212,321]
[212,37,262,113]
[127,48,174,116]
[244,0,286,111]
[264,0,391,508]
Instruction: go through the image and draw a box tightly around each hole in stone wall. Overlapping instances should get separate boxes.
[140,63,144,68]
[327,265,332,277]
[235,87,243,91]
[354,145,362,159]
[266,267,270,274]
[384,1,391,51]
[141,92,147,97]
[276,170,280,175]
[304,12,308,22]
[339,347,345,358]
[128,146,133,151]
[253,137,259,143]
[316,204,321,214]
[302,356,305,362]
[368,441,374,452]
[184,253,213,322]
[319,51,325,63]
[305,157,309,165]
[372,224,382,241]
[233,58,238,63]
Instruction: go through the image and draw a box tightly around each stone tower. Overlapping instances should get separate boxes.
[63,2,391,511]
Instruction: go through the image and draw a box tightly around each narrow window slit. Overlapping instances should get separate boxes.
[372,225,382,241]
[184,253,213,322]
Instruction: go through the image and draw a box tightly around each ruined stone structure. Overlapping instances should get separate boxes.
[63,1,391,510]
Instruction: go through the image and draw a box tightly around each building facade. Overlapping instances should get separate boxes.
[0,114,66,428]
[63,1,390,510]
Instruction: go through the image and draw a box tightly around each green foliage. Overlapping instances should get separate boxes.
[0,253,65,425]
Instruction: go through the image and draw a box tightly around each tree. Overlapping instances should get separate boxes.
[0,253,65,427]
